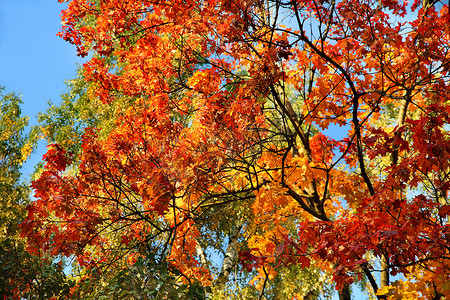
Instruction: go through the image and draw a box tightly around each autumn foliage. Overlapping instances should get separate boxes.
[21,0,450,298]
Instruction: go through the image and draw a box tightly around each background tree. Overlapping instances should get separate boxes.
[22,0,450,299]
[0,87,72,299]
[0,87,29,241]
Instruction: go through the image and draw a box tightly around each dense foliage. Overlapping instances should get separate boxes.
[16,0,450,299]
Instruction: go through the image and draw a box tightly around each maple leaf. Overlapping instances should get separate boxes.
[238,250,268,272]
[43,144,72,172]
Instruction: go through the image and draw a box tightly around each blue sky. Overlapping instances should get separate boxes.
[0,0,86,178]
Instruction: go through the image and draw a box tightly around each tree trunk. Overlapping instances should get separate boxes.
[380,254,389,289]
[338,283,351,300]
[214,225,242,289]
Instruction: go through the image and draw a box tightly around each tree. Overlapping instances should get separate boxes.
[0,88,29,241]
[22,0,450,299]
[0,87,72,300]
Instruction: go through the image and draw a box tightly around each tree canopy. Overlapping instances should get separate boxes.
[18,0,450,299]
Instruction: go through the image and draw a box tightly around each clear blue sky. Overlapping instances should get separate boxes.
[0,0,86,178]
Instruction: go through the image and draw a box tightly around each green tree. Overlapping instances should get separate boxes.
[0,87,72,300]
[0,87,30,239]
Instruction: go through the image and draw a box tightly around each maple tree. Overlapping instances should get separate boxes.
[21,0,450,298]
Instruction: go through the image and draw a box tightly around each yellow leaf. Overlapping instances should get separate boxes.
[376,286,390,296]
